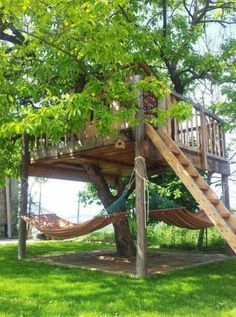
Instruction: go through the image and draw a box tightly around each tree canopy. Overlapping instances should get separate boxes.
[0,0,235,181]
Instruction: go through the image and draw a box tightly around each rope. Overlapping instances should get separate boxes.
[134,156,150,227]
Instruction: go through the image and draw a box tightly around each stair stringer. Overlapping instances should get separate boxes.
[157,129,236,231]
[146,124,236,254]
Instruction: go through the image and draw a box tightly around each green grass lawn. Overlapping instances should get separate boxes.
[0,240,236,317]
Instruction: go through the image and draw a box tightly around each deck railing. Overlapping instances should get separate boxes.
[165,92,226,162]
[32,91,227,165]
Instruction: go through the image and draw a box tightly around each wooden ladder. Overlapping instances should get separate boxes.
[146,124,236,254]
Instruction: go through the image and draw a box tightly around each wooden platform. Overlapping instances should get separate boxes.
[29,130,230,184]
[29,92,230,182]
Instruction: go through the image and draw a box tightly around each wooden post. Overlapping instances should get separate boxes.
[134,75,147,277]
[222,175,230,210]
[18,134,30,260]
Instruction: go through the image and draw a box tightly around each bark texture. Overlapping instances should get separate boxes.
[83,164,136,257]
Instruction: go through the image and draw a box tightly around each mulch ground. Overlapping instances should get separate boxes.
[31,250,229,276]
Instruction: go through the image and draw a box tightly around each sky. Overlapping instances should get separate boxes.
[29,178,101,223]
[29,149,236,224]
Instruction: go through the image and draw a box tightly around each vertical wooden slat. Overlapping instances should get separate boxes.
[200,108,208,170]
[186,119,189,147]
[209,118,213,154]
[212,120,216,154]
[217,123,222,156]
[174,119,178,143]
[222,129,227,158]
[191,112,194,147]
[195,108,199,149]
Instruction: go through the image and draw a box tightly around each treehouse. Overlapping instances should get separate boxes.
[19,85,236,277]
[29,91,230,182]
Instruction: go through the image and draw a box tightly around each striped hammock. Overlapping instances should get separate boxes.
[149,208,213,229]
[22,212,127,240]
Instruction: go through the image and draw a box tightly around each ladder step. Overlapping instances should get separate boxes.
[176,154,189,166]
[209,197,220,205]
[169,146,181,155]
[221,212,231,219]
[195,178,209,191]
[185,165,199,178]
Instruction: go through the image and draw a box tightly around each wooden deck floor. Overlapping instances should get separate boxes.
[29,129,230,184]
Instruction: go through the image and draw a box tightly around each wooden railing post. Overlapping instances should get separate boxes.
[200,107,208,170]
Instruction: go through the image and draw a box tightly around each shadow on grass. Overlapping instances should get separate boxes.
[0,242,236,316]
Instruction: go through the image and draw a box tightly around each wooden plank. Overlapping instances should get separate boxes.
[146,124,236,253]
[216,123,221,156]
[31,132,132,161]
[179,121,184,144]
[194,178,209,191]
[29,164,117,185]
[200,109,208,170]
[186,120,189,147]
[190,115,194,147]
[158,129,233,221]
[135,75,147,277]
[195,109,200,149]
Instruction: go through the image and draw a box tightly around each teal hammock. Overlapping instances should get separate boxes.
[106,189,129,214]
[105,187,180,215]
[148,188,179,210]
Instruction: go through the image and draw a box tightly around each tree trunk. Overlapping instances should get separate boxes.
[2,186,8,238]
[197,228,205,250]
[113,218,136,257]
[83,164,136,257]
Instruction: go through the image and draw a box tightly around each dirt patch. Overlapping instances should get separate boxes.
[31,250,229,276]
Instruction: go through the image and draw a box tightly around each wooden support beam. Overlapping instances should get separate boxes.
[135,75,147,277]
[222,175,230,209]
[18,134,30,259]
[29,163,117,185]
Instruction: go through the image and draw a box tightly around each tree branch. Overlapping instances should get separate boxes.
[196,20,236,28]
[19,29,79,63]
